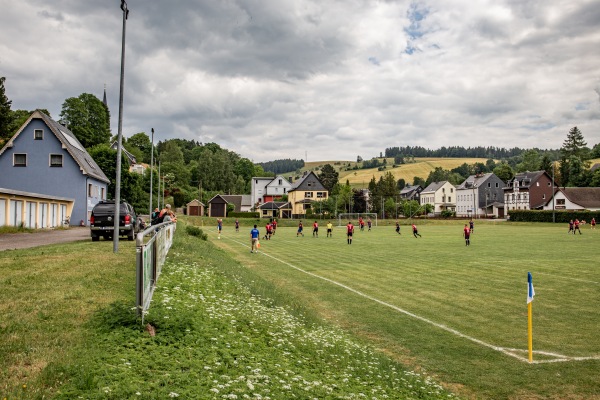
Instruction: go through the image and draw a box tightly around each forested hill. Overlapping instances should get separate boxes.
[385,146,526,159]
[257,159,305,175]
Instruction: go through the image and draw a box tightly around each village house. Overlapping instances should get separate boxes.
[456,173,505,218]
[0,110,109,227]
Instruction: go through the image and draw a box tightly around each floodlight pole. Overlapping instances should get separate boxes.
[552,160,555,223]
[113,0,129,253]
[149,128,154,219]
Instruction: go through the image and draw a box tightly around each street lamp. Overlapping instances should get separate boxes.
[552,160,556,223]
[113,0,129,253]
[149,128,154,219]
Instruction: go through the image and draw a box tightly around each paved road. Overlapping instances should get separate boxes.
[0,227,90,251]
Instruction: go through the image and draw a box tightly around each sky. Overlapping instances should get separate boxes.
[1,0,599,163]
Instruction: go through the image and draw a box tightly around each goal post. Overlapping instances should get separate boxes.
[337,213,378,227]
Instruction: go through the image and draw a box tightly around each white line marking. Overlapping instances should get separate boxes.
[217,233,600,364]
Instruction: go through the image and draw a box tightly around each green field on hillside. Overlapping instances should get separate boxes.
[211,221,600,399]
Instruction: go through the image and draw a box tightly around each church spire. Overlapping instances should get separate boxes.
[102,83,107,107]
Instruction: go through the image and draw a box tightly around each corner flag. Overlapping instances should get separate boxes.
[527,272,535,304]
[527,272,535,362]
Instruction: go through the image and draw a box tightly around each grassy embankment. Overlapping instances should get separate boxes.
[0,223,456,399]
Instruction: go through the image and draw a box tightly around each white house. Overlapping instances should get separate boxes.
[250,175,292,209]
[543,187,600,211]
[420,181,456,215]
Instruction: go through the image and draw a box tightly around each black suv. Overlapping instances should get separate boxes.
[90,200,139,241]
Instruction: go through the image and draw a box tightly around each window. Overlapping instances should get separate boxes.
[451,188,454,193]
[50,154,63,167]
[542,194,546,199]
[496,183,499,188]
[14,153,27,166]
[278,179,282,185]
[557,199,565,205]
[305,192,313,198]
[100,187,105,199]
[536,182,540,186]
[547,182,551,186]
[317,192,325,198]
[34,129,44,140]
[488,182,491,187]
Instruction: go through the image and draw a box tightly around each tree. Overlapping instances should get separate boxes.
[397,178,406,191]
[540,154,553,177]
[352,189,368,213]
[59,93,111,149]
[318,164,339,193]
[413,176,426,187]
[560,127,592,187]
[493,162,514,182]
[126,132,153,163]
[561,126,589,161]
[591,143,600,158]
[516,149,541,172]
[426,167,450,186]
[0,77,12,141]
[87,144,143,208]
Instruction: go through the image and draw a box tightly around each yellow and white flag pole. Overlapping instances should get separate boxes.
[527,272,535,363]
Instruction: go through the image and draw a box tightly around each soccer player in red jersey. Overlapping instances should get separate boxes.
[463,223,471,246]
[346,221,354,244]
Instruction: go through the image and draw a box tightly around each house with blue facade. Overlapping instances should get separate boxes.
[0,110,110,227]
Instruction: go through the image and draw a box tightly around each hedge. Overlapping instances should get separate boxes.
[507,210,600,223]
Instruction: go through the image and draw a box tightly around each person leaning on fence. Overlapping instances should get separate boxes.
[159,204,177,223]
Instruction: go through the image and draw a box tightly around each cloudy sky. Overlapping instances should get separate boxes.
[1,1,599,162]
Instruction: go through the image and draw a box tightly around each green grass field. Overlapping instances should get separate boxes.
[211,220,600,399]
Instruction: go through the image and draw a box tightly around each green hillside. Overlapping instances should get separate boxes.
[289,158,490,188]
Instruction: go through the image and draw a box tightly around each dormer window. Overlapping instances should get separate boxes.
[34,129,44,140]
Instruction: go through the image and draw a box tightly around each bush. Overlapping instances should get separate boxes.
[440,210,456,218]
[185,225,208,240]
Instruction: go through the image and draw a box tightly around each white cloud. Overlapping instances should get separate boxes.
[1,0,599,162]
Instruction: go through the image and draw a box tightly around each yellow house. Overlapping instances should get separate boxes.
[287,171,329,217]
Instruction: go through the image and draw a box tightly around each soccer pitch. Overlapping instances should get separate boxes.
[212,221,600,398]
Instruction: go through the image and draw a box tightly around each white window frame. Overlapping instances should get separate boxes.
[14,153,27,167]
[50,154,63,167]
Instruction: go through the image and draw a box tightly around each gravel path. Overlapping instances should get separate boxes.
[0,227,90,251]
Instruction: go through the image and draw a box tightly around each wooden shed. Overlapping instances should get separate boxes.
[186,199,205,216]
